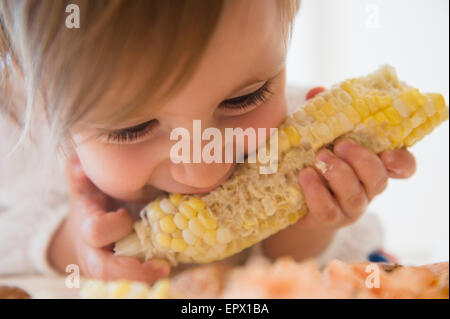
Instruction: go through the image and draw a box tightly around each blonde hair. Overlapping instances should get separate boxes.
[0,0,300,156]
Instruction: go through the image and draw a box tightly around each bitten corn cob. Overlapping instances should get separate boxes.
[115,65,449,265]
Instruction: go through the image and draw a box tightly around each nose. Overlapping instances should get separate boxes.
[170,161,234,190]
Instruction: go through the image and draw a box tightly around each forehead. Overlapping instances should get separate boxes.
[82,0,286,129]
[189,0,286,91]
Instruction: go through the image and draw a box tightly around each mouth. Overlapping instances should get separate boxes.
[183,163,237,195]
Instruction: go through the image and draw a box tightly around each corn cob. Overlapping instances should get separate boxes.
[115,65,449,265]
[81,279,171,299]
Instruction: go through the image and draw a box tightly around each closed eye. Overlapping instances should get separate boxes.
[218,81,272,116]
[105,119,159,144]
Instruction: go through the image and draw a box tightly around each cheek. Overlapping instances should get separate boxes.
[75,142,156,199]
[228,74,288,151]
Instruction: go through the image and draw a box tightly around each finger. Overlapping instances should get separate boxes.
[315,149,368,220]
[83,247,170,284]
[298,167,343,228]
[334,139,389,200]
[66,156,110,213]
[81,208,134,248]
[66,156,98,197]
[379,149,416,178]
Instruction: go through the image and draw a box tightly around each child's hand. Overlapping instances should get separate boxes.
[49,157,170,284]
[296,139,416,230]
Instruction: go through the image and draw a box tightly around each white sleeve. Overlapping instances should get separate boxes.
[0,193,69,276]
[0,115,69,276]
[315,213,384,267]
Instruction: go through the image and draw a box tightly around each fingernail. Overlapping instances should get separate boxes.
[335,140,354,155]
[381,151,396,164]
[299,169,314,185]
[315,151,332,174]
[317,150,332,163]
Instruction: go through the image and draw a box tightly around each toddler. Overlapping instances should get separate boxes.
[0,0,415,283]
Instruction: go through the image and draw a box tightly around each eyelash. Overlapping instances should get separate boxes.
[105,81,272,144]
[219,81,272,115]
[106,119,159,144]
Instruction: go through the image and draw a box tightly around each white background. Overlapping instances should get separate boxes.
[286,0,449,265]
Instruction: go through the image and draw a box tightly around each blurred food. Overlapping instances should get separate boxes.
[81,257,449,299]
[0,285,31,299]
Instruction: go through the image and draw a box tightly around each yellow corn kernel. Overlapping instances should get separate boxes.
[387,126,404,146]
[277,129,291,153]
[147,205,165,222]
[336,112,354,132]
[169,193,183,206]
[427,93,446,112]
[423,100,436,117]
[399,89,420,113]
[188,218,206,237]
[304,102,316,115]
[178,202,197,219]
[197,210,218,230]
[313,109,328,122]
[159,198,176,214]
[186,198,206,211]
[288,212,300,224]
[156,233,171,248]
[374,111,389,124]
[171,238,187,252]
[384,106,403,125]
[392,98,411,117]
[365,95,379,114]
[439,106,449,122]
[173,213,188,230]
[224,241,236,256]
[113,281,131,299]
[342,104,361,124]
[172,230,182,239]
[148,279,171,299]
[182,229,197,245]
[410,88,428,106]
[376,95,393,109]
[341,81,359,99]
[217,228,233,244]
[293,109,309,123]
[321,102,336,116]
[409,112,426,128]
[326,116,343,136]
[203,230,217,246]
[159,216,177,233]
[363,116,375,127]
[284,125,301,146]
[404,130,419,147]
[352,98,370,118]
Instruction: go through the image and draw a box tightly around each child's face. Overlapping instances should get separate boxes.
[72,0,289,203]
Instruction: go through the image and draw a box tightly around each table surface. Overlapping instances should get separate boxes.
[0,275,81,299]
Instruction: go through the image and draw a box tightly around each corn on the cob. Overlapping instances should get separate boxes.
[81,279,171,299]
[115,65,449,265]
